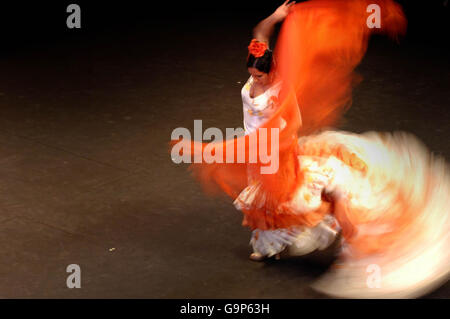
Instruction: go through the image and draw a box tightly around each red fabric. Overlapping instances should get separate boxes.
[170,0,407,230]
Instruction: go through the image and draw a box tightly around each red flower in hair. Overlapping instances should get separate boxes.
[248,39,268,58]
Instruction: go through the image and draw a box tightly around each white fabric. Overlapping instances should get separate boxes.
[250,215,340,257]
[241,76,282,134]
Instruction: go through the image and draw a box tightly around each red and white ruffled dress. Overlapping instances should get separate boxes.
[237,75,340,257]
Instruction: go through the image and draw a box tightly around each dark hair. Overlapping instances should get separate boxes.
[246,49,273,74]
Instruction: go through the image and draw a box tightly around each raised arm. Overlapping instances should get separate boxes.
[252,0,296,46]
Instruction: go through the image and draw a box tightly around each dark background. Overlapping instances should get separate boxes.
[0,1,449,50]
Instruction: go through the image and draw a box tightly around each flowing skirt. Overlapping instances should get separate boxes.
[235,130,450,298]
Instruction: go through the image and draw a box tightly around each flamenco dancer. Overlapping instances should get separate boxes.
[241,0,340,261]
[171,0,450,298]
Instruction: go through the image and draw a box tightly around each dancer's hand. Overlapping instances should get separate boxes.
[273,0,296,22]
[252,0,296,45]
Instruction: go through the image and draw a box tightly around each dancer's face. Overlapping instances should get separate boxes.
[248,67,270,86]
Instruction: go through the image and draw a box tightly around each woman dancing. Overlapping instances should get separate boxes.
[171,0,450,298]
[240,0,340,261]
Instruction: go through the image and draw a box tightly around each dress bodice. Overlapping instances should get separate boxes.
[241,76,282,134]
